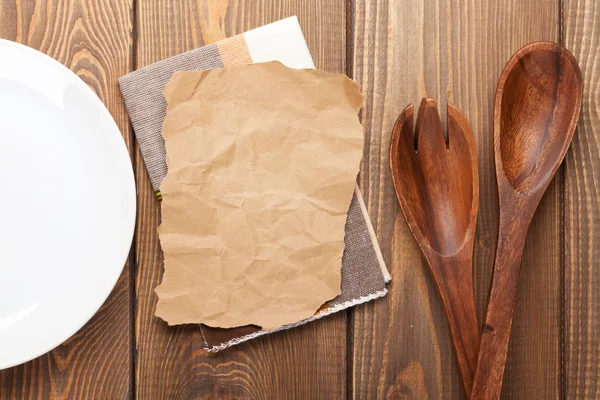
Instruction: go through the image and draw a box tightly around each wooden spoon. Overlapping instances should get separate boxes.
[390,98,480,396]
[471,42,583,399]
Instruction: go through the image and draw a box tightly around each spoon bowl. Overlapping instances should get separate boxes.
[498,42,583,194]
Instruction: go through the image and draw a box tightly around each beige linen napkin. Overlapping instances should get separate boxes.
[118,16,390,351]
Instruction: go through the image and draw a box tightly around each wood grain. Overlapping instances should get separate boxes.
[134,0,348,398]
[351,0,563,398]
[3,0,600,397]
[0,0,134,398]
[564,0,600,397]
[350,1,461,399]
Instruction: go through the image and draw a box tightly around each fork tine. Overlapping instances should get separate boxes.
[415,98,447,153]
[448,103,475,152]
[391,103,415,151]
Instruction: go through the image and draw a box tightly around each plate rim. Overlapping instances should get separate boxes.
[0,39,137,370]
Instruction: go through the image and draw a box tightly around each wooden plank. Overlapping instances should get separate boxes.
[134,1,347,398]
[445,1,562,398]
[563,0,600,397]
[350,0,562,397]
[0,0,134,398]
[350,1,459,398]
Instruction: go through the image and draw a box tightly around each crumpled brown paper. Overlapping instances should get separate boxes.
[155,61,364,330]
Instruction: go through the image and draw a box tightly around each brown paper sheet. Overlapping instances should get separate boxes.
[155,61,364,330]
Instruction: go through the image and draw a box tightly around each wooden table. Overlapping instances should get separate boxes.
[1,0,598,398]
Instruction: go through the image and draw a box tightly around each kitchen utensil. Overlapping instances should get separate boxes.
[0,40,136,369]
[390,98,480,395]
[471,41,583,399]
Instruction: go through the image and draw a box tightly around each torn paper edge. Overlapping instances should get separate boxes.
[198,186,391,351]
[200,288,389,352]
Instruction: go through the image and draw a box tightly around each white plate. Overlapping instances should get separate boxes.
[0,40,136,369]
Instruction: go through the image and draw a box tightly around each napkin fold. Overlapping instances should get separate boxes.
[119,16,390,351]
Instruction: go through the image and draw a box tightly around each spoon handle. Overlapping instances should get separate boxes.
[428,253,480,397]
[471,207,532,399]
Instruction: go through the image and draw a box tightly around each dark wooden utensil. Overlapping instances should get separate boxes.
[390,98,480,396]
[471,42,583,400]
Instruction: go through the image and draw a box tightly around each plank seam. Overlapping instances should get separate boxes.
[346,1,356,398]
[345,0,354,79]
[130,0,139,398]
[558,0,568,399]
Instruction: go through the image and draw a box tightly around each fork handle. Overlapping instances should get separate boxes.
[428,252,480,397]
